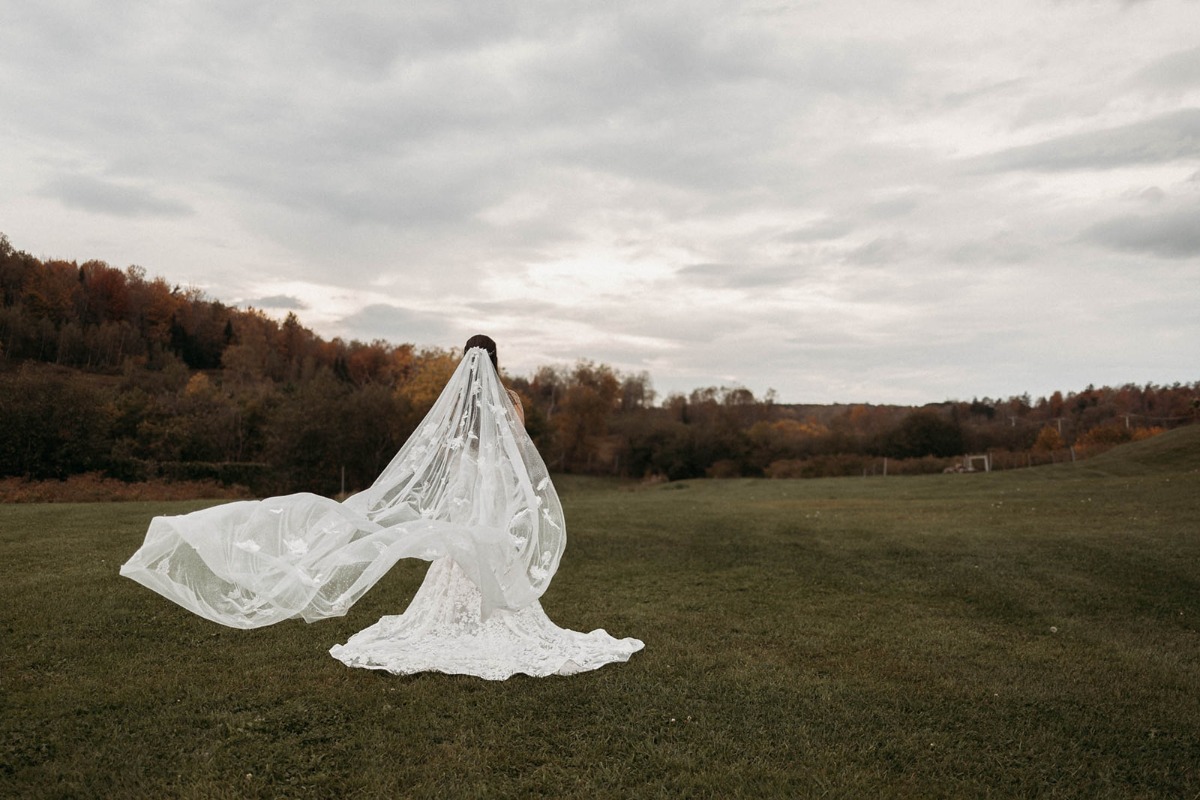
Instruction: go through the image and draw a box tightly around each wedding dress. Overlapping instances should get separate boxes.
[120,347,643,679]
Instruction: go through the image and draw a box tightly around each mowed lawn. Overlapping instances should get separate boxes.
[2,429,1199,799]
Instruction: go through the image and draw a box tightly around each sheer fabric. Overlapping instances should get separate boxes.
[120,348,642,678]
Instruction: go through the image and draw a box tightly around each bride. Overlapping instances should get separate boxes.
[120,335,643,680]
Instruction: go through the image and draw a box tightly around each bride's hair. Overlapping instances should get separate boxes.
[463,334,498,370]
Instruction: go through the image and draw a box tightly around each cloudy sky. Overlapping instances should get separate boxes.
[1,0,1197,404]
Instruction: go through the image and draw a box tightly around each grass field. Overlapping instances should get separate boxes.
[2,428,1199,798]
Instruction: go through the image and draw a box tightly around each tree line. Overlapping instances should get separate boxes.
[2,233,1197,493]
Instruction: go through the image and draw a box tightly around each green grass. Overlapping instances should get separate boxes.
[3,428,1199,798]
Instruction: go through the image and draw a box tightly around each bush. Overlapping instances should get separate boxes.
[156,461,275,494]
[766,455,870,478]
[766,454,957,479]
[706,459,743,478]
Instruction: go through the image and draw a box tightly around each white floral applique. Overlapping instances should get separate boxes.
[509,515,529,548]
[530,550,553,580]
[154,558,171,576]
[235,540,261,553]
[284,537,309,556]
[330,593,351,614]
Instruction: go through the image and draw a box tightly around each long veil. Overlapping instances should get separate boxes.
[120,347,566,629]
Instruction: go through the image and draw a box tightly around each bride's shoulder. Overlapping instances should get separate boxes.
[505,387,525,424]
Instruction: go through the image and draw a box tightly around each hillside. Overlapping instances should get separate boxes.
[1074,423,1200,476]
[2,233,1198,486]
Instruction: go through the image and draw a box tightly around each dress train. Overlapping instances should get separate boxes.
[330,557,642,679]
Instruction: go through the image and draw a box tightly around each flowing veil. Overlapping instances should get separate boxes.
[120,348,568,629]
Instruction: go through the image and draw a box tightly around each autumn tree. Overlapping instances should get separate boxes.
[265,369,407,494]
[0,369,111,478]
[881,409,965,459]
[553,361,620,471]
[395,348,459,432]
[1033,426,1064,452]
[78,260,130,324]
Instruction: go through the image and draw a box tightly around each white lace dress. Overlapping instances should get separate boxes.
[330,557,642,679]
[328,379,641,679]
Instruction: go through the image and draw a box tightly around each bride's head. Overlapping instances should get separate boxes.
[464,334,498,370]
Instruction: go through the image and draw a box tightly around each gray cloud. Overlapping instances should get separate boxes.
[978,108,1200,172]
[576,300,759,344]
[337,304,461,346]
[1082,204,1200,259]
[780,217,856,242]
[845,234,910,265]
[941,77,1028,110]
[676,262,809,290]
[1132,45,1200,92]
[945,232,1038,265]
[243,295,308,310]
[865,195,921,219]
[41,175,192,218]
[791,40,911,96]
[465,299,564,317]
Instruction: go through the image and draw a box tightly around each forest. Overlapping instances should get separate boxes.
[1,232,1197,495]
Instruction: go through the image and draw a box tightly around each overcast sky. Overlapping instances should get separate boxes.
[1,0,1197,404]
